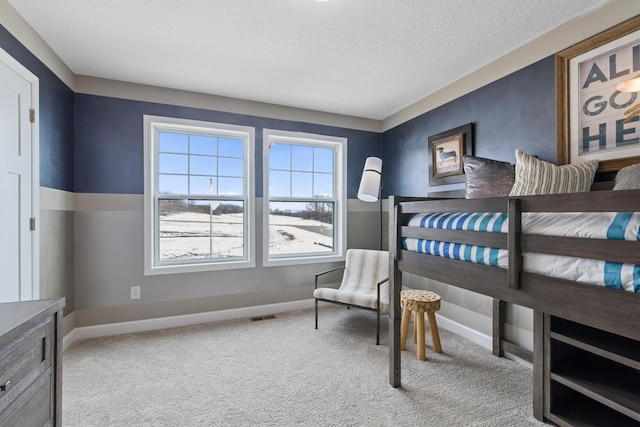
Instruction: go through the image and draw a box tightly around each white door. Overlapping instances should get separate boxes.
[0,48,39,302]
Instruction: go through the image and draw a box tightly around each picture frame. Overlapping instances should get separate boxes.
[556,15,640,172]
[428,123,474,186]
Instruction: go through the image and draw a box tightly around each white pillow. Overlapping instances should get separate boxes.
[613,163,640,190]
[509,150,599,196]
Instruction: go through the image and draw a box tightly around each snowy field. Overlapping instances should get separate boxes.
[158,212,333,260]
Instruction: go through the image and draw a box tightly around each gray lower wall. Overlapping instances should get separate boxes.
[41,186,529,349]
[49,190,385,327]
[46,189,533,354]
[40,196,75,316]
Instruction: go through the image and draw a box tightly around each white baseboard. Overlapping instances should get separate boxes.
[435,312,492,350]
[62,299,493,354]
[63,299,315,351]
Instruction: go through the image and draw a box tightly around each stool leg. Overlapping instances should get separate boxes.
[416,311,426,361]
[400,308,411,351]
[427,311,442,353]
[413,312,417,344]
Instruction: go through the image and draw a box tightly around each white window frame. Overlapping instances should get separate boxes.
[144,115,255,275]
[263,129,347,267]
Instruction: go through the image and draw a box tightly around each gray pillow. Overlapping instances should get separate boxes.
[463,155,515,199]
[613,163,640,190]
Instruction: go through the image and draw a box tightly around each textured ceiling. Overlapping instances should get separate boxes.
[8,0,609,120]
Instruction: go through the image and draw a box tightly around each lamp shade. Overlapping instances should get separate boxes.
[357,157,382,202]
[617,75,640,92]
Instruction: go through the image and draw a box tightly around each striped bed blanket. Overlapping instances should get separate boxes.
[402,212,640,293]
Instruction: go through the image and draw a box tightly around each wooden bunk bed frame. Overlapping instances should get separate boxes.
[388,189,640,424]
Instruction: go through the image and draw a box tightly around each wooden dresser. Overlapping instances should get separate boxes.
[0,298,64,427]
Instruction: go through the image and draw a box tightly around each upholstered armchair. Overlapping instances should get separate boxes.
[313,249,389,345]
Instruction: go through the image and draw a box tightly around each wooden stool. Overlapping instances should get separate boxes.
[400,289,442,360]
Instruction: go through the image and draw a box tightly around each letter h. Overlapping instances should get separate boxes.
[582,124,606,153]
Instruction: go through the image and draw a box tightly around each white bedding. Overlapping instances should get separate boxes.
[403,212,640,293]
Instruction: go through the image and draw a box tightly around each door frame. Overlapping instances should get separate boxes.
[0,46,40,300]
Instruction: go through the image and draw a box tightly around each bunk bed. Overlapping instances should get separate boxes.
[388,188,640,425]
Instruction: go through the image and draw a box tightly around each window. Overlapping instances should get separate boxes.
[144,116,255,275]
[263,129,346,266]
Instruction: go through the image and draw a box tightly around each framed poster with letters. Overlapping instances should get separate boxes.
[556,15,640,172]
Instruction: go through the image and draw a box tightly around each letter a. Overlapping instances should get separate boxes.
[583,63,608,89]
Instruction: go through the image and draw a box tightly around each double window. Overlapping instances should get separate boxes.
[263,129,346,266]
[144,116,255,275]
[144,118,346,274]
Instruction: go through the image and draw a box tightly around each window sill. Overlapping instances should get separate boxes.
[144,258,255,276]
[263,253,344,268]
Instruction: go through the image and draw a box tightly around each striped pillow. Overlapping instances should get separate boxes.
[509,150,599,196]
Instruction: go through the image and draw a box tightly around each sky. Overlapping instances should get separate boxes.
[157,132,335,213]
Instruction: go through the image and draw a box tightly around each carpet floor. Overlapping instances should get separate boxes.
[62,306,545,426]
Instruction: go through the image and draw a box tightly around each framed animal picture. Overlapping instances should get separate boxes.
[428,123,474,186]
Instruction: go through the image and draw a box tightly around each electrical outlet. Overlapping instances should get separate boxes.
[131,286,141,300]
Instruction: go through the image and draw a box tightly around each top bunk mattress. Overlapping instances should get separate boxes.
[402,211,640,293]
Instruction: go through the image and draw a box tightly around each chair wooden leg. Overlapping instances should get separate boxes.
[427,311,442,353]
[416,311,426,361]
[400,308,411,350]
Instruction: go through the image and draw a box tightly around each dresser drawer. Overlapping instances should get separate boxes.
[0,320,52,415]
[0,373,51,427]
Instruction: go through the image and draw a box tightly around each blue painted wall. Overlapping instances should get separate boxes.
[74,94,381,197]
[0,25,74,191]
[3,18,557,201]
[1,23,381,196]
[382,56,556,197]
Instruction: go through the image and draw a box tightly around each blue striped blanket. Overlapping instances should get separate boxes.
[403,212,640,293]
